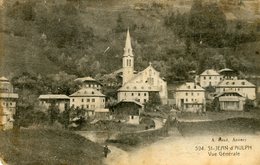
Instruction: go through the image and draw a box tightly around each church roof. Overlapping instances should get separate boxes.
[123,29,133,57]
[70,88,105,97]
[118,83,159,92]
[118,63,164,92]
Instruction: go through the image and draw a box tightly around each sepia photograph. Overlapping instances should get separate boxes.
[0,0,260,164]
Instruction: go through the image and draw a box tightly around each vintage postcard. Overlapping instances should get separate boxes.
[0,0,260,165]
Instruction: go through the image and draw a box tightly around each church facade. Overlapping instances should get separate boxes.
[117,30,168,105]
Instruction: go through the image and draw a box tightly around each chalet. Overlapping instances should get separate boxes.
[215,91,246,111]
[38,94,70,112]
[215,79,256,101]
[175,82,206,112]
[112,100,143,124]
[0,77,18,130]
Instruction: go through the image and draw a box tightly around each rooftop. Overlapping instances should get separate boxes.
[39,94,70,100]
[216,79,256,87]
[176,82,205,91]
[70,88,105,97]
[0,77,9,82]
[0,93,19,99]
[200,69,220,76]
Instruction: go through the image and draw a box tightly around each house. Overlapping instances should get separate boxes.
[112,100,143,124]
[215,91,246,111]
[0,77,18,130]
[38,94,70,112]
[198,69,223,88]
[215,79,256,101]
[74,76,102,91]
[175,82,206,112]
[69,88,106,116]
[117,30,168,105]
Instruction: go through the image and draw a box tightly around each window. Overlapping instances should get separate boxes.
[82,99,84,102]
[241,82,245,85]
[197,93,199,96]
[138,93,140,96]
[144,93,147,96]
[144,99,147,102]
[125,93,127,96]
[86,105,89,109]
[72,99,75,102]
[137,99,140,102]
[186,93,188,96]
[92,99,95,102]
[194,85,196,89]
[103,99,105,102]
[87,99,90,102]
[186,99,188,102]
[132,93,134,96]
[204,76,206,80]
[81,105,84,109]
[191,93,193,96]
[134,86,137,89]
[92,91,94,94]
[209,76,211,80]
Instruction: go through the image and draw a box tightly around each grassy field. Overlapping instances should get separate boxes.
[81,120,146,132]
[0,128,104,165]
[176,108,260,121]
[177,117,260,136]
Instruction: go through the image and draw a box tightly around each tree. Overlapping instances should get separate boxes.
[58,106,71,129]
[144,92,162,112]
[244,98,254,112]
[188,1,227,47]
[48,102,60,125]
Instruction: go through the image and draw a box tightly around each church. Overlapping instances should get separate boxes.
[117,30,168,105]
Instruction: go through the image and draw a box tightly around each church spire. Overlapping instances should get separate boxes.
[123,29,133,57]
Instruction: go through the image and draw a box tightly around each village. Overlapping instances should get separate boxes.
[1,0,260,164]
[0,30,259,132]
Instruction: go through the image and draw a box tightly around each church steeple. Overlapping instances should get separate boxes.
[122,29,134,85]
[123,29,133,57]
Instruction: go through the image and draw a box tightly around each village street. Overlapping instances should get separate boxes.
[103,132,260,165]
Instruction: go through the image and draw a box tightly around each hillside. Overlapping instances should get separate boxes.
[0,0,260,80]
[0,128,103,165]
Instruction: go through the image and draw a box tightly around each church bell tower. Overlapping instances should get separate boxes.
[122,29,134,85]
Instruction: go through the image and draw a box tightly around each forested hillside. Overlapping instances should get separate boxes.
[0,0,260,82]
